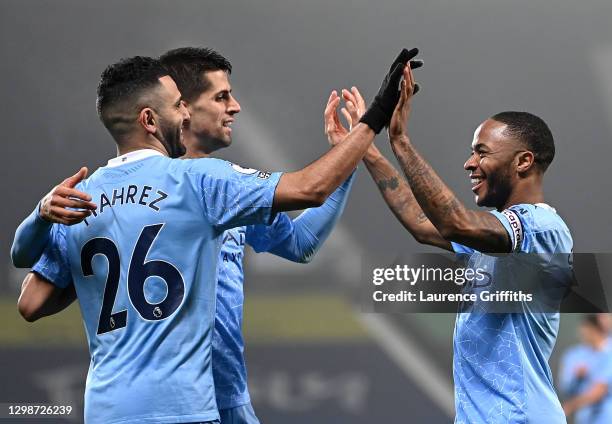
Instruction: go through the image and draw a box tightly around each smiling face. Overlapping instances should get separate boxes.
[155,75,190,158]
[463,119,524,209]
[184,70,241,154]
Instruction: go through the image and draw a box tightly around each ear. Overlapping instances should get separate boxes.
[516,150,535,173]
[138,108,157,135]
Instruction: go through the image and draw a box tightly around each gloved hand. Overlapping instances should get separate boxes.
[359,48,420,134]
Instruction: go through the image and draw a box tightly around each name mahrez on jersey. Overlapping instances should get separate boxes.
[83,184,168,226]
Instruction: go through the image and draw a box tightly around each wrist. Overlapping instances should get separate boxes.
[36,201,53,226]
[363,149,383,165]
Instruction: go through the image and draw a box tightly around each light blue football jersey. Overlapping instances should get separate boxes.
[451,203,573,424]
[559,344,593,399]
[213,174,354,410]
[211,216,292,410]
[588,346,612,424]
[560,341,612,424]
[32,150,281,424]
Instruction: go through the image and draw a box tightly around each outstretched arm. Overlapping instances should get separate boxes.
[330,86,450,250]
[11,167,96,267]
[251,172,356,263]
[387,66,510,253]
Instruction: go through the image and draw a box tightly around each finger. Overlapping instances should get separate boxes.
[340,107,353,129]
[409,59,424,70]
[324,96,341,131]
[407,64,416,94]
[324,91,338,116]
[326,90,338,106]
[351,87,367,113]
[345,100,360,123]
[55,185,93,203]
[50,206,92,219]
[390,47,419,72]
[61,167,89,189]
[342,89,358,108]
[403,65,414,94]
[52,197,97,210]
[333,103,348,132]
[399,79,408,108]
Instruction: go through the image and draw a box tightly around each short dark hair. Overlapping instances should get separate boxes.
[96,56,168,139]
[490,111,555,171]
[159,47,232,102]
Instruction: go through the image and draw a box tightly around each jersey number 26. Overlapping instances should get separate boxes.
[80,224,185,335]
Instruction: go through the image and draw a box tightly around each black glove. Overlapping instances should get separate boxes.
[360,48,419,134]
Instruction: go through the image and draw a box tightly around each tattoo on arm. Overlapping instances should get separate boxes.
[364,154,451,249]
[393,140,465,226]
[376,177,400,192]
[390,137,509,252]
[416,211,429,224]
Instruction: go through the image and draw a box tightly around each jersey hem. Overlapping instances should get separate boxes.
[96,411,219,424]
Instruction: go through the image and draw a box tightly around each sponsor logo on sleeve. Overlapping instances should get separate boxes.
[257,171,271,180]
[501,209,524,251]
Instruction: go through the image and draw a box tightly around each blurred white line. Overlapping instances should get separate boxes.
[357,313,455,418]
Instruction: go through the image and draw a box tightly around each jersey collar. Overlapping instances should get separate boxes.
[107,149,165,168]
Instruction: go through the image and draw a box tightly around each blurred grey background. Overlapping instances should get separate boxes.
[1,0,612,422]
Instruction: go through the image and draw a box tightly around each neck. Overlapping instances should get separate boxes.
[181,131,217,158]
[116,133,169,157]
[500,175,544,210]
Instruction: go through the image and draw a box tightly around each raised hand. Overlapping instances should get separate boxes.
[359,47,420,134]
[340,86,367,127]
[39,167,97,225]
[324,90,350,147]
[388,63,417,141]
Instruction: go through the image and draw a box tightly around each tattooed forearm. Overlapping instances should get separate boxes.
[363,149,452,250]
[364,154,433,228]
[416,211,429,224]
[376,176,400,192]
[390,137,467,231]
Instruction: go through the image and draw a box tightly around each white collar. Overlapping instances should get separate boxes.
[106,149,165,168]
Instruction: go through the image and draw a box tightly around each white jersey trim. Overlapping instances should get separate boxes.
[106,149,165,168]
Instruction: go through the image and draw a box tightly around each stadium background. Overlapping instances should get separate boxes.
[1,0,612,422]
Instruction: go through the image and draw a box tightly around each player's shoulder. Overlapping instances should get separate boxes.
[74,155,179,190]
[502,203,572,253]
[181,157,265,175]
[504,203,570,234]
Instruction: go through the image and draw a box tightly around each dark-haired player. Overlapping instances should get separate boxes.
[328,66,573,422]
[158,47,358,424]
[561,315,612,423]
[15,47,357,424]
[12,49,419,423]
